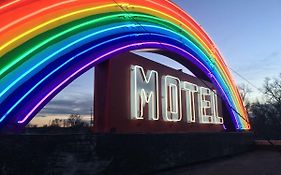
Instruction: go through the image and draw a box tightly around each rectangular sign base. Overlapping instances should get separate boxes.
[94,52,230,134]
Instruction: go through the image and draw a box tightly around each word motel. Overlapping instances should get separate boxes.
[130,65,223,125]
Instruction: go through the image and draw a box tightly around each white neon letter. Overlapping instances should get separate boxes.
[181,81,198,123]
[130,65,159,120]
[162,75,182,122]
[198,87,223,124]
[212,90,224,124]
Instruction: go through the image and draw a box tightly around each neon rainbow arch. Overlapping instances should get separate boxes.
[0,0,250,131]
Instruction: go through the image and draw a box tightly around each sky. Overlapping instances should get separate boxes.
[35,0,281,122]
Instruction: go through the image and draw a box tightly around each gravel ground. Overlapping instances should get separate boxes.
[156,149,281,175]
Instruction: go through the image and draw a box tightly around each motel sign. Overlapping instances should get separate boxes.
[130,65,223,125]
[94,52,226,133]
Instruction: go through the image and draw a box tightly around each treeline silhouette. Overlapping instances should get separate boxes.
[26,114,90,128]
[244,73,281,140]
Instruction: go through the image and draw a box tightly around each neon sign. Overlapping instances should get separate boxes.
[130,65,223,125]
[0,0,250,132]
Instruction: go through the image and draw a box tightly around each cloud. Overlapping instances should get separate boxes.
[36,114,47,117]
[260,51,280,61]
[236,51,281,75]
[39,94,93,115]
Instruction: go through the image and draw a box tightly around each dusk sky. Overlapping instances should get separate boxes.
[37,0,281,118]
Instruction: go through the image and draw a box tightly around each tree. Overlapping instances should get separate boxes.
[67,114,83,127]
[238,84,252,102]
[250,74,281,139]
[50,118,62,127]
[238,83,252,112]
[264,74,281,110]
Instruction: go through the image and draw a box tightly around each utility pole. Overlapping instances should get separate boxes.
[90,107,94,127]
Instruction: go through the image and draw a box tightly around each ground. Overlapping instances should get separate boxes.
[157,149,281,175]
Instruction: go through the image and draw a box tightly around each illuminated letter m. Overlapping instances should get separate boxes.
[130,65,159,120]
